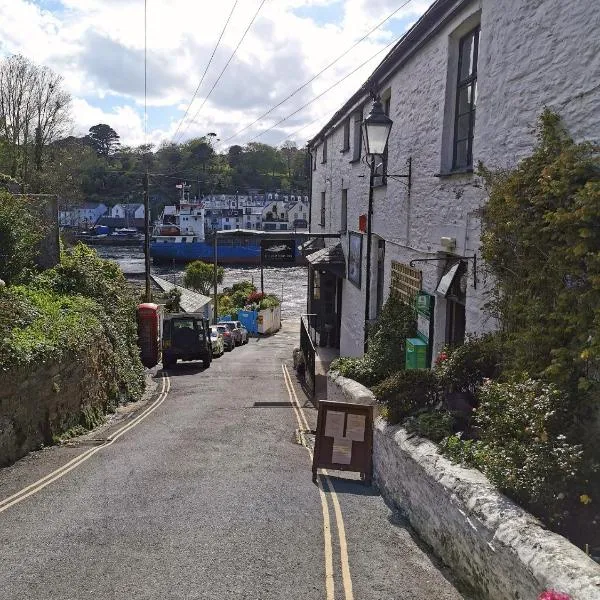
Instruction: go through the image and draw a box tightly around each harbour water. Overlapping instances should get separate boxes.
[96,247,308,320]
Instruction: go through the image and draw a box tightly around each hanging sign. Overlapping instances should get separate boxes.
[261,239,296,265]
[312,400,374,484]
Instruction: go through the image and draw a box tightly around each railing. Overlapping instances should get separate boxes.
[300,315,317,397]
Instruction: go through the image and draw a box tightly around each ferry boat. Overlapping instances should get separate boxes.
[150,202,302,265]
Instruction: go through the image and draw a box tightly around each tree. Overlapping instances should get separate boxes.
[0,55,70,183]
[183,260,223,296]
[87,124,120,157]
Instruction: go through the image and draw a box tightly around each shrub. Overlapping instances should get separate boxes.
[330,355,379,387]
[259,294,280,309]
[373,369,439,425]
[439,434,482,467]
[470,378,583,525]
[405,410,454,442]
[434,333,504,395]
[331,293,417,387]
[165,288,182,313]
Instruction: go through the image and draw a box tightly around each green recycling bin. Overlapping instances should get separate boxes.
[405,337,428,370]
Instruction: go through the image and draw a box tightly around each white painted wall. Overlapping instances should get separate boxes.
[310,0,600,359]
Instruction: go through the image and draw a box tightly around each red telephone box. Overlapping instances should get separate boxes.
[137,303,162,368]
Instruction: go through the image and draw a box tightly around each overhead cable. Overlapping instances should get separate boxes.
[172,0,238,143]
[222,0,416,144]
[244,36,398,145]
[176,0,267,143]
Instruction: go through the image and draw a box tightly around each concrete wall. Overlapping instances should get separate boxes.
[310,0,600,359]
[0,336,115,467]
[327,371,600,599]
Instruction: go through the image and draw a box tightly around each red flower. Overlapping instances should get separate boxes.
[538,591,572,600]
[435,351,449,364]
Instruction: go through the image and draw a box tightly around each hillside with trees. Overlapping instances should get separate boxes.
[0,54,309,219]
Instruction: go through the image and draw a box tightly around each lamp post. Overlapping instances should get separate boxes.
[362,96,393,352]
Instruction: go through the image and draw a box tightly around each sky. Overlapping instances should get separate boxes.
[0,0,434,150]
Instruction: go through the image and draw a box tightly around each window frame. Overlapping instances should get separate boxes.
[342,119,350,152]
[321,137,328,163]
[373,95,391,187]
[351,111,362,162]
[452,26,480,170]
[340,189,348,233]
[320,191,326,227]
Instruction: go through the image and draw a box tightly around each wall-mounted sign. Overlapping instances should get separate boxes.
[312,400,373,484]
[261,239,295,265]
[416,291,434,318]
[348,231,363,288]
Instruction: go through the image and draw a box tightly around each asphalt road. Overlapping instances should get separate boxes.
[0,321,466,600]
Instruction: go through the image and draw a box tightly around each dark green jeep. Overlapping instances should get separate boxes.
[162,313,212,369]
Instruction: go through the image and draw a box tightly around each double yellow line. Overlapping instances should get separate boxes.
[0,373,171,515]
[281,363,354,600]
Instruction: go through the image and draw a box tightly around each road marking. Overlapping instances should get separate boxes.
[282,363,354,600]
[0,373,171,514]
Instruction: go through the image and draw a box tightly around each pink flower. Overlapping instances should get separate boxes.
[538,591,572,600]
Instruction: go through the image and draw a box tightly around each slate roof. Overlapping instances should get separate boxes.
[306,243,346,277]
[151,275,212,313]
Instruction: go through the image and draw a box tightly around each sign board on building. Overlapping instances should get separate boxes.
[312,400,373,484]
[260,239,296,265]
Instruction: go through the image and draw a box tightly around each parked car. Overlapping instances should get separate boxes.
[210,326,225,357]
[233,321,249,345]
[162,313,212,369]
[217,324,235,351]
[220,321,243,346]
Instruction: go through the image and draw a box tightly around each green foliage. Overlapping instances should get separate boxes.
[227,281,256,308]
[183,260,223,296]
[30,244,145,402]
[373,369,439,425]
[0,192,47,284]
[439,434,481,467]
[259,294,280,309]
[332,293,416,386]
[405,411,454,443]
[434,334,504,394]
[480,108,600,390]
[164,288,182,313]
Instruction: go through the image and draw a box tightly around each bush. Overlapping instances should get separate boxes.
[373,369,439,425]
[442,377,587,528]
[330,355,379,387]
[331,293,417,387]
[405,410,454,442]
[434,333,504,395]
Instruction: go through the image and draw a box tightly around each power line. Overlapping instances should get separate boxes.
[244,36,398,145]
[171,1,238,143]
[221,0,416,145]
[175,0,267,143]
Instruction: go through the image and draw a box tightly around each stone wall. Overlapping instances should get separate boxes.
[327,372,600,599]
[0,335,114,467]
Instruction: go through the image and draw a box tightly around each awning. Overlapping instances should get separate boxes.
[299,237,325,256]
[306,243,345,278]
[436,262,460,297]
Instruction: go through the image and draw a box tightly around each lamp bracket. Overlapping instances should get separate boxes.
[409,253,478,289]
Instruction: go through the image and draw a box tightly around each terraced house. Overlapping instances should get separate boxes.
[305,0,600,363]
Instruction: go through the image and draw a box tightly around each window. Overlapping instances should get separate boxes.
[322,137,328,163]
[312,150,317,171]
[340,189,347,233]
[351,111,362,161]
[342,119,350,152]
[320,192,326,226]
[453,27,479,169]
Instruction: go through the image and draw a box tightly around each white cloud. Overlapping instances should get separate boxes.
[0,0,434,146]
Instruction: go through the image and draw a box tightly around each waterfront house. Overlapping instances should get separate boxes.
[305,0,600,363]
[59,202,108,228]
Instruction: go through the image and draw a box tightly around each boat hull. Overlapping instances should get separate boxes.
[150,240,306,265]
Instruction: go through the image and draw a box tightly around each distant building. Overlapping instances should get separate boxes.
[111,203,145,220]
[286,200,309,230]
[59,202,108,227]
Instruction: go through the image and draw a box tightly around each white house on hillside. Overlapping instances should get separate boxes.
[306,0,600,361]
[111,203,145,220]
[59,202,108,227]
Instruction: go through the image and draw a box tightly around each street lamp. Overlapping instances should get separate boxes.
[362,96,393,352]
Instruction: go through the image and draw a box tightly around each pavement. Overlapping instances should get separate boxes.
[0,320,467,600]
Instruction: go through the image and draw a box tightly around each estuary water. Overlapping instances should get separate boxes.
[95,246,308,320]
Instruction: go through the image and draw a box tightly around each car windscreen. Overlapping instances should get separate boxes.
[172,319,203,337]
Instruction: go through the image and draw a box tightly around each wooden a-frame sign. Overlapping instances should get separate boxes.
[312,400,374,484]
